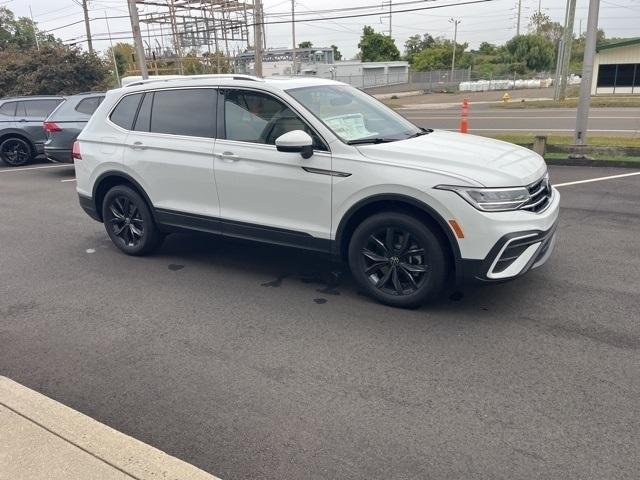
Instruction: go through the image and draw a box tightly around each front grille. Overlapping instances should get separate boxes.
[520,175,552,213]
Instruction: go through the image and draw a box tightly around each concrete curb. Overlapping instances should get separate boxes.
[545,158,640,168]
[0,376,221,480]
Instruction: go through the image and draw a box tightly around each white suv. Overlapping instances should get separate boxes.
[74,75,559,308]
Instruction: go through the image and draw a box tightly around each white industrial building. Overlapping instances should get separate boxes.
[235,47,409,89]
[592,38,640,95]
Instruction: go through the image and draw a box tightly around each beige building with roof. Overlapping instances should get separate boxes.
[592,38,640,95]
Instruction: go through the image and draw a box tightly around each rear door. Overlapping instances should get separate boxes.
[122,88,220,223]
[16,99,62,149]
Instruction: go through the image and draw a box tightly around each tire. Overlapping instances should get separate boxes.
[348,212,448,309]
[0,137,33,166]
[101,185,164,256]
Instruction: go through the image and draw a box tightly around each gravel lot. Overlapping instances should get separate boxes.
[1,161,638,480]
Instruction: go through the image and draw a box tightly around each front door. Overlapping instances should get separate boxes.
[213,88,332,250]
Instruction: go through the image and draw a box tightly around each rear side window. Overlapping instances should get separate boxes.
[110,93,143,130]
[75,96,104,115]
[18,99,62,117]
[0,102,16,117]
[149,89,216,138]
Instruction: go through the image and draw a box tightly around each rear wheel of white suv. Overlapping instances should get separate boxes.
[348,212,447,308]
[102,185,164,256]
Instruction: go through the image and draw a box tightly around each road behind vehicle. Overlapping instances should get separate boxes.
[0,96,64,166]
[75,75,559,308]
[44,93,105,163]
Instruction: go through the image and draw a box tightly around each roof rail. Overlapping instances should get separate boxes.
[123,74,261,88]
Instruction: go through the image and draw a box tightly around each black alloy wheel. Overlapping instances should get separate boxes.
[0,138,32,166]
[108,195,145,248]
[361,227,428,296]
[102,185,164,256]
[348,212,448,308]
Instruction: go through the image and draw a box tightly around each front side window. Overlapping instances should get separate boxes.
[19,99,62,118]
[286,84,420,143]
[75,96,104,115]
[223,89,325,149]
[0,102,16,117]
[149,89,216,138]
[110,93,143,130]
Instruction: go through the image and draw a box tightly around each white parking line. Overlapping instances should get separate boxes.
[60,178,77,183]
[0,164,72,173]
[554,171,640,187]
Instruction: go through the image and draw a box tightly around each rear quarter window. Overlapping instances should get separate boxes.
[0,102,16,117]
[110,93,143,130]
[75,96,105,115]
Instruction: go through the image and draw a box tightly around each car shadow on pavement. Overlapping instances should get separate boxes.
[153,231,531,313]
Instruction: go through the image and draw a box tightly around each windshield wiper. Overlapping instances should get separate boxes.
[407,128,433,139]
[346,137,397,145]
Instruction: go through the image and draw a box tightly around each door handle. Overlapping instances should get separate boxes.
[130,141,146,150]
[216,151,239,162]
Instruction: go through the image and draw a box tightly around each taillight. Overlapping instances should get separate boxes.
[43,121,62,133]
[72,141,82,160]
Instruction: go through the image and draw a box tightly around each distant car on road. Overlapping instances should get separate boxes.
[44,93,105,163]
[0,96,64,166]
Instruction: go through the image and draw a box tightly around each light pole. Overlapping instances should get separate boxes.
[574,0,600,146]
[449,18,460,82]
[127,0,148,78]
[291,0,296,75]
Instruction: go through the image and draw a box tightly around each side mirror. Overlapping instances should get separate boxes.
[275,130,314,159]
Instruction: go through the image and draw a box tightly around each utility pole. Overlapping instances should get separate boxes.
[557,0,577,100]
[28,6,40,52]
[516,0,522,36]
[82,0,93,53]
[127,0,148,78]
[104,12,120,87]
[291,0,296,75]
[389,0,392,38]
[254,0,263,77]
[449,18,460,82]
[574,0,600,146]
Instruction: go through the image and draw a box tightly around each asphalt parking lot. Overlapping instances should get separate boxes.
[1,160,639,479]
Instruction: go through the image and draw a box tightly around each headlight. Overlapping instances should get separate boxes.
[435,185,530,212]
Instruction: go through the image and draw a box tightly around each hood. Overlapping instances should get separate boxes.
[356,130,547,187]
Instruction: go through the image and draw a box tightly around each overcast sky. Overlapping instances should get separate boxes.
[9,0,640,59]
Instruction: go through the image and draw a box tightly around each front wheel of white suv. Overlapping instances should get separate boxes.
[102,185,164,256]
[348,212,448,309]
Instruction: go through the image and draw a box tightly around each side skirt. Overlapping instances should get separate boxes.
[154,208,333,254]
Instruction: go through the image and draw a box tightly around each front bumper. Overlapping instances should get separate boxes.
[458,220,558,282]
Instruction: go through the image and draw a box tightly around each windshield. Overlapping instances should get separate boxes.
[286,84,421,144]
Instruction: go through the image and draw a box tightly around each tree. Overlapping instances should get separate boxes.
[298,41,313,49]
[331,44,342,61]
[0,46,110,96]
[106,42,135,76]
[0,6,57,50]
[358,26,400,62]
[504,34,555,72]
[410,37,471,71]
[404,33,435,56]
[478,42,498,55]
[529,11,563,46]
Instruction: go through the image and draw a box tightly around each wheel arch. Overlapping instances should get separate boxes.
[0,131,36,154]
[334,194,461,270]
[92,171,155,223]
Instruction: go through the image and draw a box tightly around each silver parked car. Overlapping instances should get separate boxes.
[0,96,64,166]
[44,92,105,163]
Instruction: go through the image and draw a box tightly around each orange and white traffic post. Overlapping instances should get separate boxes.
[460,98,469,134]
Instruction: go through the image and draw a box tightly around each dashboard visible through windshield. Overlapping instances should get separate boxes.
[286,84,422,144]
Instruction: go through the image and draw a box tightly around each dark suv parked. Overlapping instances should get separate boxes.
[44,92,105,163]
[0,96,64,166]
